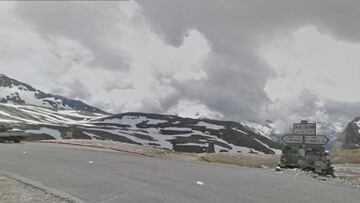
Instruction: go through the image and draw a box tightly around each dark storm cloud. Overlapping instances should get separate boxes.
[104,82,134,92]
[261,90,360,132]
[324,100,360,123]
[137,0,360,121]
[8,0,360,125]
[66,79,92,100]
[15,1,129,71]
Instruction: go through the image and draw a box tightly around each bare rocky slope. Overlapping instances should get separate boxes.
[335,117,360,149]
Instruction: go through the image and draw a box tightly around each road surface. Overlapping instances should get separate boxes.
[0,143,358,203]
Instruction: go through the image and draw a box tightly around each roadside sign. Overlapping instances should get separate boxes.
[293,123,316,135]
[282,134,329,145]
[282,135,303,144]
[304,135,329,145]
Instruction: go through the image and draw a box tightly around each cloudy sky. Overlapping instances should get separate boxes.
[1,0,360,131]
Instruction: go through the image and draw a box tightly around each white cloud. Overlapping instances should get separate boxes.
[1,1,211,115]
[166,99,224,119]
[0,0,360,129]
[263,25,360,102]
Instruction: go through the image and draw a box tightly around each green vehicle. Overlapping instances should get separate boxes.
[0,123,28,143]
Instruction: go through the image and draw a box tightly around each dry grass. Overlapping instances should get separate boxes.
[330,149,360,164]
[199,153,280,168]
[38,140,281,168]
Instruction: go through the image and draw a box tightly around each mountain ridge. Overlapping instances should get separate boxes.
[0,74,347,153]
[0,103,283,154]
[0,74,108,114]
[335,117,360,149]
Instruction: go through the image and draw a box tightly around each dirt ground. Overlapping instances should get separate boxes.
[0,176,71,203]
[38,139,280,168]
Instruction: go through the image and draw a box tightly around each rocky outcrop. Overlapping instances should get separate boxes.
[336,117,360,149]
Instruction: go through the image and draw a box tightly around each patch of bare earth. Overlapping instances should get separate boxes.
[330,148,360,164]
[199,153,280,168]
[0,176,70,203]
[37,139,280,168]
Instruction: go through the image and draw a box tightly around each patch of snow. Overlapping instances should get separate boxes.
[195,121,225,130]
[176,142,208,147]
[83,132,103,140]
[89,128,148,145]
[355,120,360,128]
[26,127,62,140]
[232,128,248,135]
[0,118,19,123]
[144,127,173,149]
[162,127,193,131]
[196,181,204,185]
[0,110,11,117]
[97,116,148,127]
[57,110,99,119]
[240,121,273,139]
[254,138,282,155]
[146,119,168,125]
[0,103,104,125]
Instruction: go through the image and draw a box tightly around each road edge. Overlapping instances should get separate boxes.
[31,140,155,158]
[0,169,84,203]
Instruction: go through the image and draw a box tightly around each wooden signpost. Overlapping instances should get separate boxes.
[282,135,303,144]
[280,120,333,175]
[303,135,329,145]
[293,122,316,135]
[283,121,329,146]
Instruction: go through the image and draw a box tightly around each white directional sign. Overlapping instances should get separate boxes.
[304,135,329,145]
[282,134,329,145]
[282,135,303,144]
[293,123,316,135]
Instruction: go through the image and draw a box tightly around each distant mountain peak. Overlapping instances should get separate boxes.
[336,117,360,149]
[0,73,108,114]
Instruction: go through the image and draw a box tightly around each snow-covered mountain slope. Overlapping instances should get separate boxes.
[335,117,360,149]
[240,121,275,140]
[85,113,283,154]
[0,103,282,154]
[0,103,104,125]
[316,121,344,149]
[0,74,107,114]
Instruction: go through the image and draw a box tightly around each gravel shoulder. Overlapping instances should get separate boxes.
[0,176,71,203]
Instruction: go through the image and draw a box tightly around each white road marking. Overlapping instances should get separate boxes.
[88,161,94,164]
[22,151,27,154]
[196,181,204,185]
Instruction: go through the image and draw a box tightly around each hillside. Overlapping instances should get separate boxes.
[0,74,107,114]
[0,74,284,154]
[336,117,360,149]
[0,103,282,154]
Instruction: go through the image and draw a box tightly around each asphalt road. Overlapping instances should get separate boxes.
[0,143,358,203]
